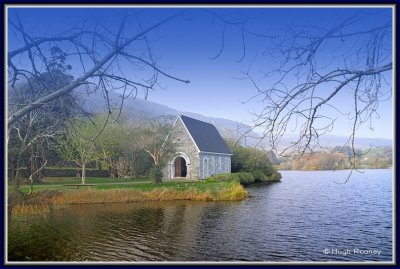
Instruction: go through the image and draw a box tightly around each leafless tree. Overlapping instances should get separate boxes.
[241,13,392,180]
[135,116,176,166]
[7,11,189,129]
[8,70,79,188]
[27,158,47,196]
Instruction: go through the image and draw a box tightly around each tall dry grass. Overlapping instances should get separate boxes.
[10,183,248,216]
[11,203,50,218]
[216,183,248,201]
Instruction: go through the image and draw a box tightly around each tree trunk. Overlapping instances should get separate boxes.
[30,151,44,183]
[81,163,86,184]
[13,155,23,189]
[27,159,47,195]
[28,175,34,195]
[36,169,43,183]
[10,161,16,182]
[30,146,35,184]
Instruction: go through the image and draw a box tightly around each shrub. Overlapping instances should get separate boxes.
[267,172,282,182]
[208,172,254,186]
[207,171,281,185]
[254,170,282,182]
[236,172,255,186]
[224,139,282,183]
[205,178,217,183]
[149,166,163,183]
[210,173,238,182]
[252,170,267,182]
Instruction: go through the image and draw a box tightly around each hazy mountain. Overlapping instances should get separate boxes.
[80,91,392,150]
[79,91,255,139]
[276,134,392,150]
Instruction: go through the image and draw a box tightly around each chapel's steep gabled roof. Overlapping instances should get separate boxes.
[179,115,231,154]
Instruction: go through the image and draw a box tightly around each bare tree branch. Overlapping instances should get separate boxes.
[243,13,392,172]
[8,11,188,127]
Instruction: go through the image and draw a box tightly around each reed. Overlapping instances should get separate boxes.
[51,187,233,204]
[9,182,247,216]
[11,203,50,218]
[216,183,248,201]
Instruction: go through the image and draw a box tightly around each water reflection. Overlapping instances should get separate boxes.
[8,169,393,262]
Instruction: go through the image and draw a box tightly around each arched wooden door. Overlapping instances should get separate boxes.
[174,157,187,177]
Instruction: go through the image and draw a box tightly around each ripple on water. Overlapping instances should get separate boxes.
[8,169,393,262]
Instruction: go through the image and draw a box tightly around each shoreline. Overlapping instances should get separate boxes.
[10,182,248,217]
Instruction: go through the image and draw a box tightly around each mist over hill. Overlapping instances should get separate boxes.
[79,91,392,150]
[275,134,392,151]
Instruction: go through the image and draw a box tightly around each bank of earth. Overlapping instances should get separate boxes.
[9,176,249,217]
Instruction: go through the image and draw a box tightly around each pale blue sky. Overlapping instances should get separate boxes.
[8,7,393,139]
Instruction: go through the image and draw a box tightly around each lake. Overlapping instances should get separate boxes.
[8,169,393,262]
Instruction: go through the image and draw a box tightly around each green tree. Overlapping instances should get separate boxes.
[135,116,176,183]
[225,139,281,182]
[120,124,153,178]
[95,114,155,179]
[94,115,125,178]
[57,120,100,184]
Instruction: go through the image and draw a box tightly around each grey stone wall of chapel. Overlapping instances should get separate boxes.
[163,118,200,180]
[199,152,231,179]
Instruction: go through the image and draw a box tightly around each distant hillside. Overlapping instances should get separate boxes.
[276,134,392,150]
[79,91,392,150]
[79,91,255,142]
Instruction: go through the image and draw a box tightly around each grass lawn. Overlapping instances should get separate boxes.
[12,177,232,195]
[42,176,150,185]
[95,181,232,194]
[45,166,99,170]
